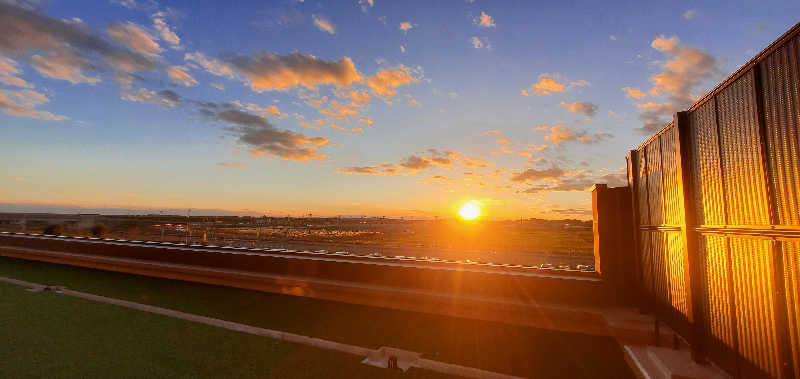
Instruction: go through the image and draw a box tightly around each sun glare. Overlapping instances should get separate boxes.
[458,200,482,221]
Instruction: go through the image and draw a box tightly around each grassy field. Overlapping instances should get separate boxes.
[0,282,449,379]
[0,257,632,378]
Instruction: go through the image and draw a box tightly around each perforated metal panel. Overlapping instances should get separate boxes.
[760,35,800,226]
[646,137,664,226]
[717,70,771,226]
[666,231,688,315]
[701,235,735,349]
[637,152,650,225]
[688,98,727,226]
[783,241,800,379]
[650,231,670,306]
[730,237,781,378]
[662,127,685,226]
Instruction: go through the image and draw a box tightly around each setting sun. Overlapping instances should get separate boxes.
[458,200,482,221]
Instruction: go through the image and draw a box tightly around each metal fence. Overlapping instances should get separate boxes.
[627,23,800,379]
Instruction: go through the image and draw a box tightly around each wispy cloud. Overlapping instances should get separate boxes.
[312,14,336,34]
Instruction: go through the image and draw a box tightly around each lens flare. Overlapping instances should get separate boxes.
[458,200,482,221]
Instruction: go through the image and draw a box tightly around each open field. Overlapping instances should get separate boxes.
[0,214,594,266]
[0,256,633,378]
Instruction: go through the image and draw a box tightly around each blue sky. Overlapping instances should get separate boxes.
[1,0,797,218]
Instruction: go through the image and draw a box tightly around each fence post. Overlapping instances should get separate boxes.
[674,111,707,363]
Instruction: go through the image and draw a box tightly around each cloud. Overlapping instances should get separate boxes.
[0,3,159,86]
[559,100,598,117]
[358,0,374,12]
[634,36,719,133]
[570,79,591,88]
[226,52,362,92]
[215,109,329,161]
[340,149,488,176]
[520,89,530,96]
[339,163,400,175]
[239,102,281,117]
[399,21,413,32]
[622,86,646,99]
[107,22,162,58]
[218,162,247,168]
[151,11,180,48]
[122,87,181,107]
[542,124,612,145]
[185,52,235,78]
[400,45,405,53]
[470,36,491,50]
[495,137,511,145]
[0,56,33,88]
[166,66,197,87]
[682,9,697,20]
[210,82,225,90]
[533,124,549,131]
[320,100,359,119]
[649,36,718,105]
[30,51,100,84]
[484,129,501,136]
[312,14,336,34]
[0,88,66,120]
[510,166,565,182]
[358,118,373,127]
[473,11,495,27]
[298,121,319,130]
[609,35,617,41]
[111,0,157,10]
[347,90,370,106]
[531,74,566,95]
[367,65,417,99]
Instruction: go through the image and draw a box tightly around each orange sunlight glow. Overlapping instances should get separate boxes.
[458,200,482,221]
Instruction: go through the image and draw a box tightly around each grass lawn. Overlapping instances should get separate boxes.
[0,256,633,378]
[0,282,449,379]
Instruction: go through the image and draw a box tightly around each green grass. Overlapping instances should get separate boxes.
[0,257,633,378]
[0,282,448,379]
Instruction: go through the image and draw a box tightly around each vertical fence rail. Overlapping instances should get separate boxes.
[625,23,800,379]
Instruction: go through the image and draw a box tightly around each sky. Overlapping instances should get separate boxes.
[0,0,797,219]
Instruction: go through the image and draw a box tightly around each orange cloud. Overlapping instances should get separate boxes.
[226,52,363,92]
[367,65,417,99]
[474,11,496,27]
[107,22,162,57]
[531,75,566,95]
[399,21,413,32]
[0,88,66,120]
[559,100,598,116]
[166,66,198,87]
[622,86,646,99]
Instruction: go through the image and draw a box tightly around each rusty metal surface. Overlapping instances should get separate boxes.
[761,35,800,227]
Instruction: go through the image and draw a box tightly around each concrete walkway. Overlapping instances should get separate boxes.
[0,275,524,379]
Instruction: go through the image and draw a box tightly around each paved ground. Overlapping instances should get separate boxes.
[0,256,634,378]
